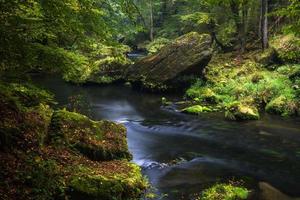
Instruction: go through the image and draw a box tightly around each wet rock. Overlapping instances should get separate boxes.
[259,182,300,200]
[265,95,298,117]
[225,103,260,121]
[48,109,132,161]
[181,105,212,115]
[126,32,213,91]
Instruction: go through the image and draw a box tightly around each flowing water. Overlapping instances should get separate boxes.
[32,75,300,199]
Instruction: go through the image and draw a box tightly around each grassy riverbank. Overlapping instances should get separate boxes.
[181,35,300,121]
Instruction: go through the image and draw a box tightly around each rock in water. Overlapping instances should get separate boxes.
[126,32,212,91]
[259,182,300,200]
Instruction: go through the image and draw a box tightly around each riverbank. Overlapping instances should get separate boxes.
[0,82,148,200]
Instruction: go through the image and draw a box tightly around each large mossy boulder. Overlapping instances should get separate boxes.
[265,95,298,117]
[48,109,132,161]
[271,34,300,64]
[126,32,213,91]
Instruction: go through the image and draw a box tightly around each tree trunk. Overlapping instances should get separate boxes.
[149,0,154,41]
[261,0,268,50]
[230,1,245,54]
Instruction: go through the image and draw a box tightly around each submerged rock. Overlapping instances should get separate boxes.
[126,32,213,91]
[182,105,212,115]
[259,182,300,200]
[49,109,132,161]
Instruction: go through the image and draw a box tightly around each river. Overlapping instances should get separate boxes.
[32,75,300,199]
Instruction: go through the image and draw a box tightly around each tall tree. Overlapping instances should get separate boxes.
[261,0,269,50]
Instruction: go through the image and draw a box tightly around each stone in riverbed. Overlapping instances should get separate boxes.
[69,160,148,200]
[126,32,213,91]
[225,103,260,121]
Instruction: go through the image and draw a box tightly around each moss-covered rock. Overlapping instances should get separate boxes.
[225,102,260,121]
[182,105,212,115]
[69,161,148,200]
[198,183,249,200]
[49,109,132,161]
[256,48,280,67]
[126,32,212,91]
[265,95,298,117]
[271,34,300,64]
[145,37,171,54]
[187,86,219,104]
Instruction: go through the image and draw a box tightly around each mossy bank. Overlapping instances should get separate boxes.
[0,82,148,200]
[178,34,300,121]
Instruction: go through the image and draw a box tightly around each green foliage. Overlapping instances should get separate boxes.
[276,0,300,35]
[0,82,55,108]
[0,0,137,82]
[198,183,249,200]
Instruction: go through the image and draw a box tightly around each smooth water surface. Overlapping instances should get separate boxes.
[32,76,300,199]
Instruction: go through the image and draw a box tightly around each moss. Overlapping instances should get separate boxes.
[198,183,249,200]
[271,34,300,63]
[49,109,132,161]
[185,53,299,119]
[265,95,298,117]
[225,102,260,121]
[69,161,148,200]
[182,105,213,115]
[187,85,219,103]
[146,37,171,54]
[256,48,279,67]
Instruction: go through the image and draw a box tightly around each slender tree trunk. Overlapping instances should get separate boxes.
[230,1,245,54]
[149,0,154,41]
[258,3,262,38]
[261,0,268,50]
[241,3,248,53]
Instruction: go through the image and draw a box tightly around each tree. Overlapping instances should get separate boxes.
[261,0,269,50]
